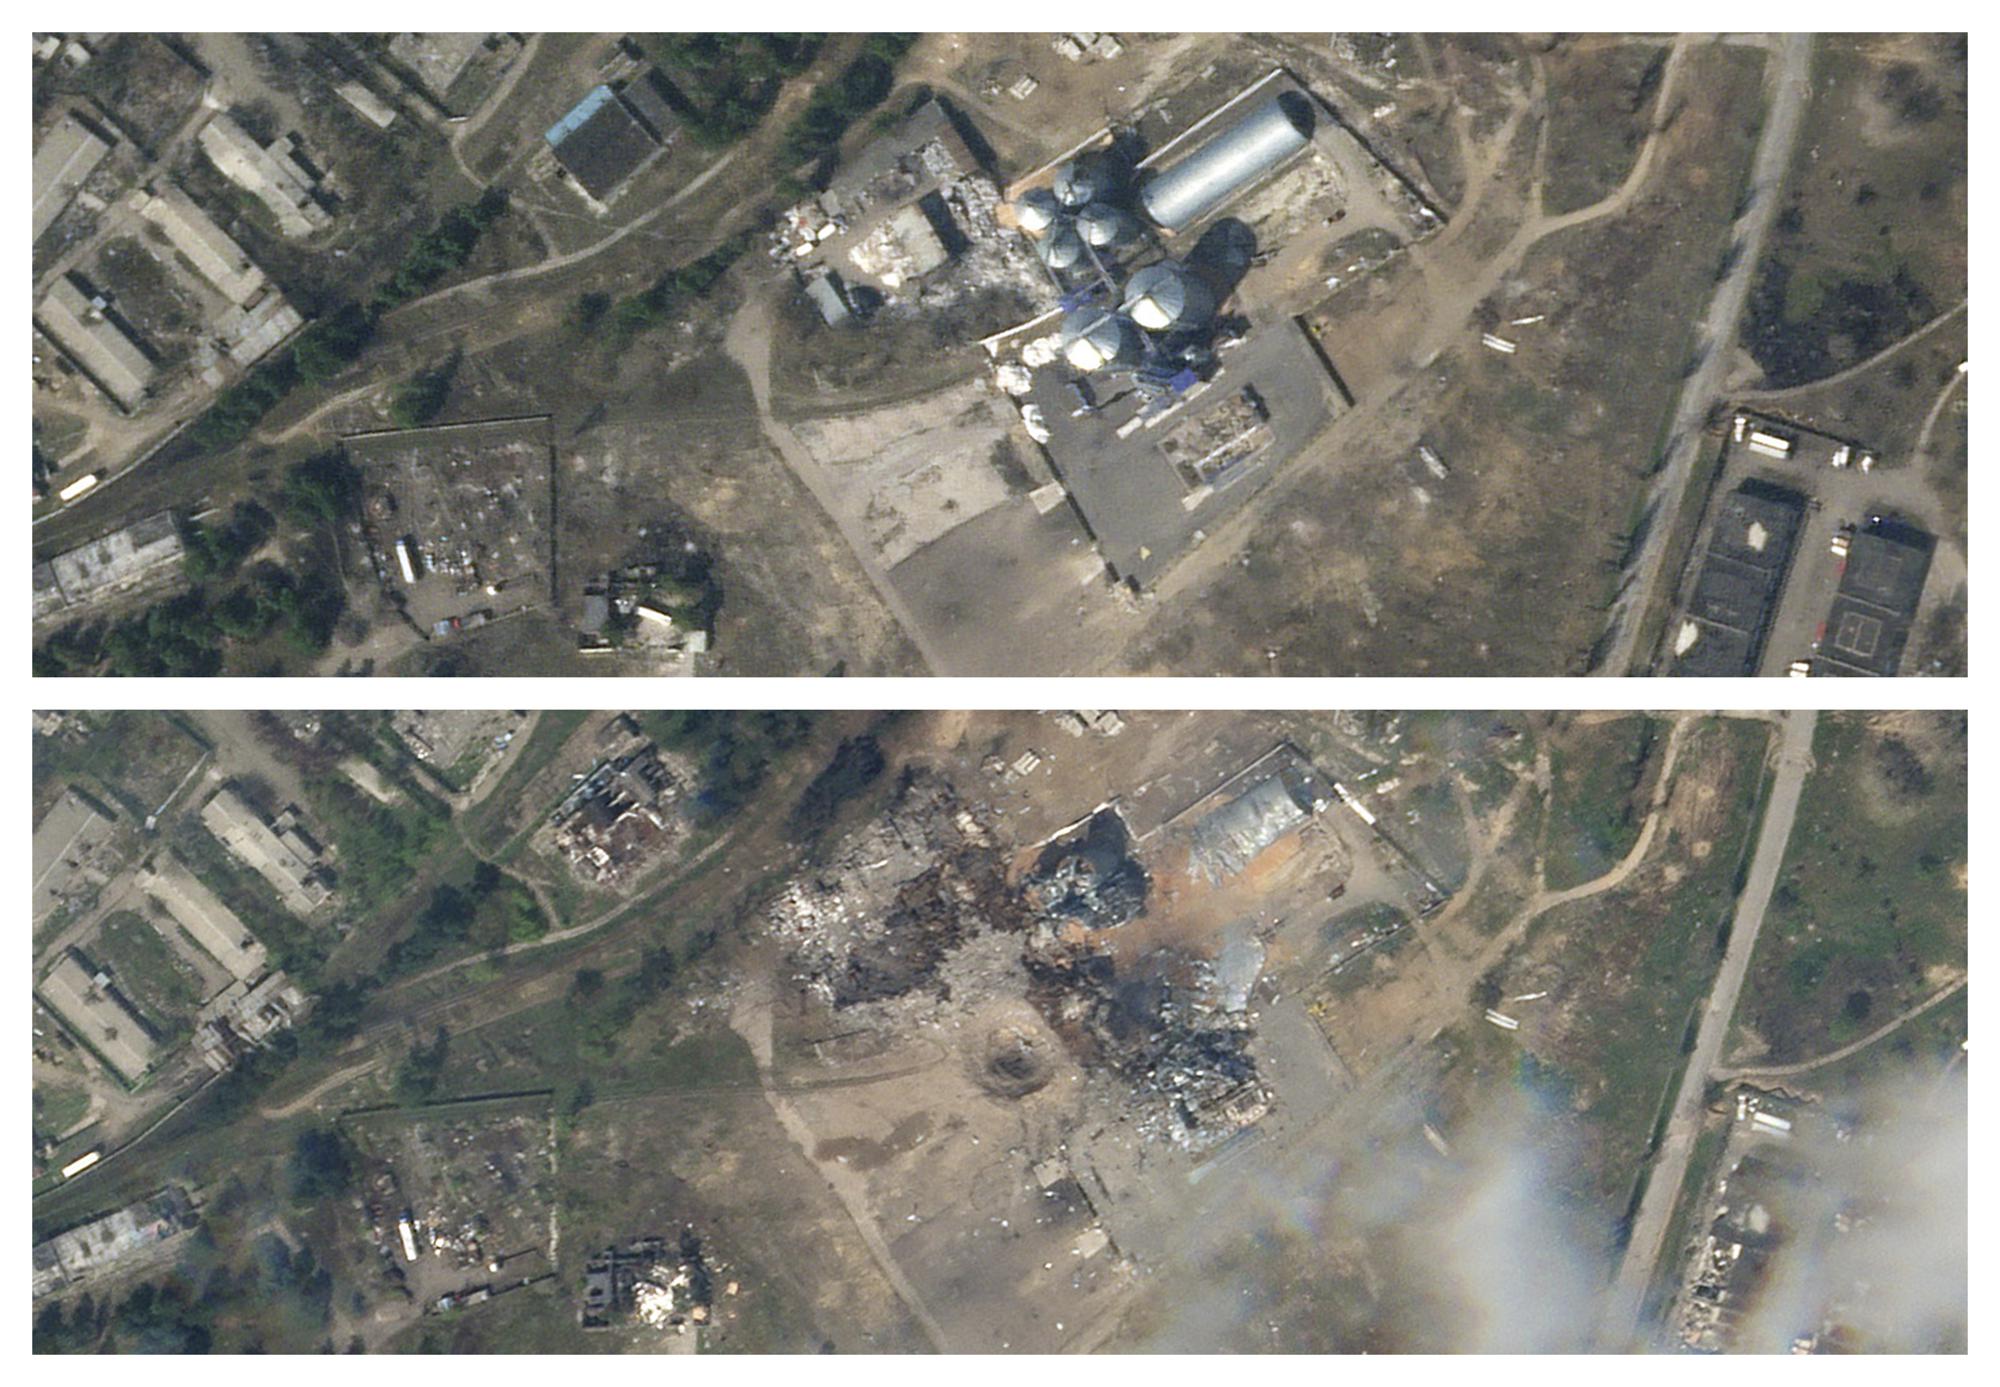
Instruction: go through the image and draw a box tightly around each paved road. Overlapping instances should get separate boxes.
[1597,33,1816,675]
[1596,707,1818,1349]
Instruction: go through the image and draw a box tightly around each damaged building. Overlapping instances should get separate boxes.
[1187,758,1328,885]
[1025,945,1268,1152]
[767,771,1017,1007]
[1024,808,1148,934]
[545,727,686,886]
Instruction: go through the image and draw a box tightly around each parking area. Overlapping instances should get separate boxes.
[1667,410,1944,677]
[1029,318,1342,587]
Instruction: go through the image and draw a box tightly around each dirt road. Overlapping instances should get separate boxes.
[1715,974,1967,1082]
[1596,707,1817,1349]
[1596,32,1816,675]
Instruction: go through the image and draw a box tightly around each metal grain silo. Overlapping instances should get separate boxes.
[1060,309,1143,373]
[1051,159,1101,208]
[1122,260,1215,333]
[1014,186,1061,233]
[1039,221,1086,271]
[1139,92,1316,231]
[1076,201,1137,249]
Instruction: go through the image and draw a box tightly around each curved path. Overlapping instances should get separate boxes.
[1715,975,1967,1082]
[1736,299,1966,403]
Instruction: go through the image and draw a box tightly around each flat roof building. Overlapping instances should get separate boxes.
[33,113,112,241]
[42,511,184,614]
[1671,482,1806,677]
[201,788,331,916]
[136,182,266,305]
[138,858,267,983]
[38,952,159,1083]
[33,788,117,923]
[32,1188,194,1299]
[546,77,676,208]
[35,275,157,412]
[1818,520,1934,677]
[198,114,330,238]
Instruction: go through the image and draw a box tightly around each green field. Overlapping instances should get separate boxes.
[1516,716,1769,1219]
[1734,712,1967,1065]
[85,910,209,1043]
[33,712,209,821]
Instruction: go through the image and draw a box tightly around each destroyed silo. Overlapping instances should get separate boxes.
[1138,91,1316,231]
[1014,186,1061,233]
[1060,308,1144,373]
[1122,260,1215,333]
[1051,158,1102,208]
[1039,221,1086,271]
[1076,201,1138,249]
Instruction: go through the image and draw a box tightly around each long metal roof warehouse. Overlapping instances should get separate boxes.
[139,859,269,984]
[35,276,157,412]
[1139,92,1316,231]
[33,114,111,241]
[137,183,267,306]
[38,953,158,1083]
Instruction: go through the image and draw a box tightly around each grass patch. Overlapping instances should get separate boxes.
[84,910,208,1043]
[1542,715,1664,890]
[1735,712,1966,1064]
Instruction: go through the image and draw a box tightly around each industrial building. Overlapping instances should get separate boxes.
[1138,91,1317,232]
[32,112,112,241]
[35,275,158,412]
[34,511,185,622]
[200,787,332,916]
[37,951,160,1084]
[1816,519,1935,677]
[136,182,266,305]
[31,1188,196,1301]
[137,858,267,983]
[1188,765,1323,884]
[191,970,308,1074]
[134,181,305,385]
[545,74,678,210]
[198,113,331,238]
[33,788,118,923]
[1670,481,1808,677]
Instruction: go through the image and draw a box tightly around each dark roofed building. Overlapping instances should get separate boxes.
[618,68,677,142]
[1670,482,1806,677]
[545,79,677,208]
[1817,519,1934,677]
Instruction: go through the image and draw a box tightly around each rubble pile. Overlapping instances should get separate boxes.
[1023,809,1147,934]
[1026,946,1267,1152]
[768,772,1022,1007]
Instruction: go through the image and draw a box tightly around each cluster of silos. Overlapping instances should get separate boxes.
[1014,150,1140,278]
[1054,259,1214,375]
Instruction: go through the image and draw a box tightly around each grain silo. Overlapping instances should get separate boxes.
[1122,260,1215,333]
[1051,158,1102,209]
[1076,201,1138,249]
[1039,221,1086,271]
[1138,91,1316,232]
[1060,309,1143,373]
[1013,186,1061,233]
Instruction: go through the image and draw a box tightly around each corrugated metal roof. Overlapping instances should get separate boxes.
[547,84,617,147]
[1140,93,1314,232]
